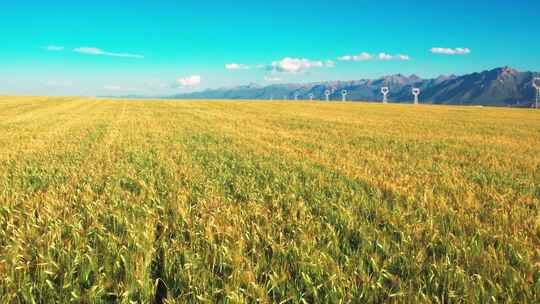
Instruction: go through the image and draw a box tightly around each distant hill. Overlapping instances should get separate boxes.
[170,67,539,107]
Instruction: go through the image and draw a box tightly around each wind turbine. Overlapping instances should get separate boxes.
[381,87,389,104]
[412,88,420,105]
[341,90,348,102]
[533,77,540,109]
[324,89,331,101]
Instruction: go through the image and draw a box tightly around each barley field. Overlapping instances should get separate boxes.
[0,96,539,303]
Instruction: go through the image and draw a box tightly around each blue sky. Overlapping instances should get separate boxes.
[1,0,539,96]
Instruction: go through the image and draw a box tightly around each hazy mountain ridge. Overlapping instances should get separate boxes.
[171,67,539,106]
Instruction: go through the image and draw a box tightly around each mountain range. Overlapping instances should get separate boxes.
[170,67,540,107]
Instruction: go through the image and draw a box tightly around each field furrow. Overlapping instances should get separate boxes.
[0,98,539,303]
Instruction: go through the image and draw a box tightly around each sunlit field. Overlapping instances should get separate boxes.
[0,96,539,303]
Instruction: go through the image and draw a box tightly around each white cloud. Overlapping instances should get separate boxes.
[271,57,333,73]
[338,52,410,62]
[378,53,393,60]
[338,52,373,61]
[225,63,250,70]
[430,47,471,55]
[226,58,334,73]
[74,47,144,59]
[264,76,282,82]
[176,75,201,87]
[396,54,411,61]
[378,53,410,61]
[74,47,103,55]
[45,45,64,51]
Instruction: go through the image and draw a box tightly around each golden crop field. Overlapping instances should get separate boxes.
[0,96,539,303]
